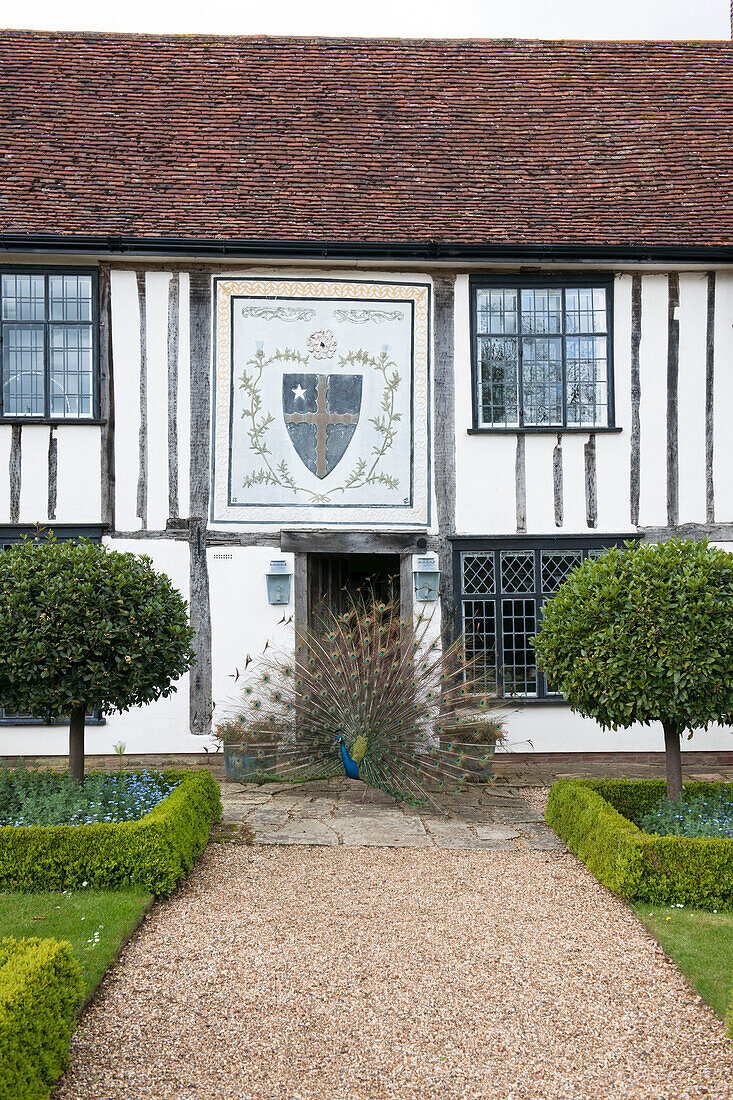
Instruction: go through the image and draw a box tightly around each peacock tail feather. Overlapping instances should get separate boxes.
[219,598,505,811]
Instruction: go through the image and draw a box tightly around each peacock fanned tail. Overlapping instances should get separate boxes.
[221,598,504,811]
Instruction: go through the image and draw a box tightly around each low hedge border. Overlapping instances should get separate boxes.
[0,936,83,1100]
[546,778,733,911]
[0,769,222,898]
[728,990,733,1041]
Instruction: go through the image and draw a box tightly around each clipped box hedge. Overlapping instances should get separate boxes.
[0,936,83,1100]
[546,778,733,911]
[0,769,221,898]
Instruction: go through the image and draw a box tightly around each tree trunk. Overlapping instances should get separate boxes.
[663,719,683,803]
[69,707,86,781]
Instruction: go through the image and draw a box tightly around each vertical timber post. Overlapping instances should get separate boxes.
[400,552,413,627]
[188,272,213,741]
[433,276,457,644]
[99,262,116,531]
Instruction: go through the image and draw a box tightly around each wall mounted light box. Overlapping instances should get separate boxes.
[413,556,441,601]
[266,560,292,605]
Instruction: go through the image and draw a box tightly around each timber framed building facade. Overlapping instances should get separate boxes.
[2,32,733,759]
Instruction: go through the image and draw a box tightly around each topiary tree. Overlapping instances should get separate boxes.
[532,539,733,802]
[0,537,195,780]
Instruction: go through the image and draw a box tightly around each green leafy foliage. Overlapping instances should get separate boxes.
[727,990,733,1042]
[0,936,83,1100]
[0,762,179,826]
[546,779,733,911]
[0,771,222,898]
[533,539,733,733]
[0,536,195,720]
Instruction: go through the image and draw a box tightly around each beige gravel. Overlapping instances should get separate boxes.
[521,785,551,815]
[55,844,732,1100]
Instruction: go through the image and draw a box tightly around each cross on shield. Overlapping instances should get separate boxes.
[283,374,363,479]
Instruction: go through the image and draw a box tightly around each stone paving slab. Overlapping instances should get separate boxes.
[254,819,339,846]
[219,777,565,851]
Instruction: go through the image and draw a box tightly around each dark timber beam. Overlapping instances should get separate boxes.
[280,530,430,555]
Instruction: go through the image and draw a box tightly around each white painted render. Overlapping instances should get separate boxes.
[1,263,732,758]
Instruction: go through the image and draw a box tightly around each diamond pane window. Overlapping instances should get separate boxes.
[459,542,628,701]
[540,550,583,595]
[0,270,96,419]
[474,282,611,429]
[500,551,534,594]
[461,552,495,595]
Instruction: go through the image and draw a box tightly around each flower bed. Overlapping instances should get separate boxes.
[636,787,733,839]
[0,763,179,827]
[0,936,83,1100]
[546,778,733,911]
[0,770,221,898]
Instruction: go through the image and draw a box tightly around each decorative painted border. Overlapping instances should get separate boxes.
[211,277,431,527]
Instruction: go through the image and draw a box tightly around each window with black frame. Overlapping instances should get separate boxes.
[0,270,97,420]
[472,280,613,430]
[458,541,619,701]
[0,526,104,723]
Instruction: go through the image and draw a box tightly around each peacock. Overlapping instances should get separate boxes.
[219,598,504,810]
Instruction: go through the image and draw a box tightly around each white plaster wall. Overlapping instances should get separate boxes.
[145,272,171,531]
[0,429,10,521]
[595,273,633,533]
[177,272,191,519]
[54,426,102,523]
[111,270,143,531]
[497,706,733,755]
[713,272,733,522]
[677,273,708,525]
[523,434,556,533]
[637,274,668,527]
[17,425,50,523]
[210,546,295,727]
[559,434,588,532]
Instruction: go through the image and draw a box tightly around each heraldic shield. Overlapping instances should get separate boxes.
[283,373,363,479]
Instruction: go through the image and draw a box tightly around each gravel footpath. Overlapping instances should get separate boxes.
[55,842,732,1100]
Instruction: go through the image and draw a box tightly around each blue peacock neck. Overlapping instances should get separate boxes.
[339,738,362,781]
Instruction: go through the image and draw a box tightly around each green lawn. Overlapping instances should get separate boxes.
[634,903,733,1019]
[0,888,152,1002]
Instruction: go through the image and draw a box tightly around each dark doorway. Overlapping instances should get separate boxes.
[307,553,400,632]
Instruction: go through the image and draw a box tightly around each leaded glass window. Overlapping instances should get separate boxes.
[458,541,622,700]
[0,270,97,419]
[474,282,612,429]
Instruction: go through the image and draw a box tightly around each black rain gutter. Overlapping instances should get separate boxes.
[1,234,733,263]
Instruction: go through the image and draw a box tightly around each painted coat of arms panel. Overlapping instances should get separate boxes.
[212,278,431,526]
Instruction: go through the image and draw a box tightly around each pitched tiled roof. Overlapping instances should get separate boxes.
[1,32,733,249]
